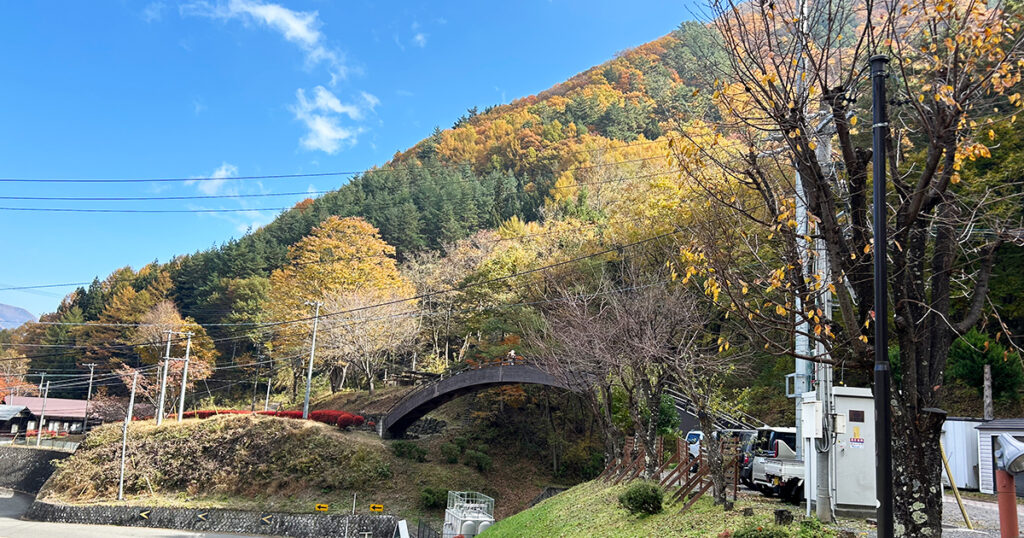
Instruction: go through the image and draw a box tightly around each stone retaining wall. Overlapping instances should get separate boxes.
[0,446,71,494]
[25,500,399,537]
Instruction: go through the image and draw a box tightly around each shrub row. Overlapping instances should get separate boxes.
[24,429,65,438]
[179,409,367,430]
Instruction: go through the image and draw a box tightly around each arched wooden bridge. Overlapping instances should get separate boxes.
[378,362,763,438]
[379,363,568,438]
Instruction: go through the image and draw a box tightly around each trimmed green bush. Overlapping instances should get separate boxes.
[464,449,492,472]
[391,440,427,462]
[440,442,460,464]
[453,436,469,453]
[420,487,447,509]
[618,481,663,515]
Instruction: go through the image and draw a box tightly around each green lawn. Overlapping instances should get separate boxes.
[481,481,834,538]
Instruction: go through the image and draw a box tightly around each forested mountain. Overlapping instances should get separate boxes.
[0,304,34,330]
[2,22,727,390]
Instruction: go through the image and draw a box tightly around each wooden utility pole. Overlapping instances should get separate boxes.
[984,364,994,421]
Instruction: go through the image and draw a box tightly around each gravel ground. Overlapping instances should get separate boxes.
[833,494,1023,537]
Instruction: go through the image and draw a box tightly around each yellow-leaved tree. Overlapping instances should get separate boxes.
[267,216,415,398]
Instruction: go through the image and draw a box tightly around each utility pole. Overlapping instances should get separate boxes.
[790,0,813,466]
[302,301,322,420]
[37,372,44,394]
[984,364,994,421]
[35,381,49,447]
[251,361,261,413]
[176,333,193,422]
[118,371,138,501]
[870,53,894,538]
[84,363,96,432]
[156,330,173,426]
[264,375,272,412]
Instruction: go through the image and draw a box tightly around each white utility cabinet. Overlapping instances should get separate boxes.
[442,491,494,538]
[800,387,876,515]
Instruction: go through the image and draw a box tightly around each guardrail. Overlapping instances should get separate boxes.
[384,358,530,416]
[0,437,80,452]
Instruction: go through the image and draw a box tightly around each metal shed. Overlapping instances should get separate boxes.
[941,417,985,490]
[976,419,1024,495]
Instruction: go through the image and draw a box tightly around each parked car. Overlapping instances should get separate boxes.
[685,430,704,459]
[749,426,803,501]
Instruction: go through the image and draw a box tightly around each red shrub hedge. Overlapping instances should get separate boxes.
[174,408,370,430]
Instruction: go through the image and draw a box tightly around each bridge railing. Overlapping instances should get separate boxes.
[384,357,533,417]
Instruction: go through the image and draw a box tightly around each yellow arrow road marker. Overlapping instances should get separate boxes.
[315,504,329,512]
[139,510,151,520]
[197,512,208,521]
[261,514,274,525]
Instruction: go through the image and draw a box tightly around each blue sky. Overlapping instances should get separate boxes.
[0,0,692,318]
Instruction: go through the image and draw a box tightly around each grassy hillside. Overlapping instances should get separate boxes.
[482,481,836,538]
[40,413,562,522]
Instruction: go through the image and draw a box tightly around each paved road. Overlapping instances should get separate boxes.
[0,489,259,538]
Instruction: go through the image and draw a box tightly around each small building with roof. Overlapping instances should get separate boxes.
[0,404,31,438]
[2,395,89,434]
[976,418,1024,495]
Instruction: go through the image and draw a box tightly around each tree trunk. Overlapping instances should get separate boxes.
[699,409,726,503]
[891,396,944,536]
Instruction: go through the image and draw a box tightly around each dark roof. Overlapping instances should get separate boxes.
[0,405,27,421]
[2,396,88,419]
[976,418,1024,431]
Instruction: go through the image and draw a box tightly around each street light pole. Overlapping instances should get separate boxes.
[870,53,894,538]
[302,301,322,420]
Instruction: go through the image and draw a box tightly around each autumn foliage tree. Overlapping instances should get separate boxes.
[267,216,413,398]
[671,0,1024,533]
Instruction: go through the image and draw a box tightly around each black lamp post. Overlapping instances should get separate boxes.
[870,54,894,538]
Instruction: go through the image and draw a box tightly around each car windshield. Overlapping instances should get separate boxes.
[773,432,796,452]
[686,432,701,444]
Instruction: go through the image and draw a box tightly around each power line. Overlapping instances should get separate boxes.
[0,190,334,202]
[0,138,669,184]
[1,168,680,293]
[0,155,672,213]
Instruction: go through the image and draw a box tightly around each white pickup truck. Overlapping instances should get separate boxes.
[750,427,804,502]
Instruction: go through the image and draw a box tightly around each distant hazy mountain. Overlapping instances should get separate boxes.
[0,303,35,330]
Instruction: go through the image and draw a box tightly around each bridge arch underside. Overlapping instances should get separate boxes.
[381,365,570,438]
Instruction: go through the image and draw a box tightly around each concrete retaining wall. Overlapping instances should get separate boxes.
[0,446,71,494]
[25,500,399,537]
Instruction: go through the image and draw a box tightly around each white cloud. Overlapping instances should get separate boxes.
[291,86,371,154]
[413,33,427,48]
[142,2,166,22]
[186,162,238,195]
[182,0,347,83]
[360,91,380,111]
